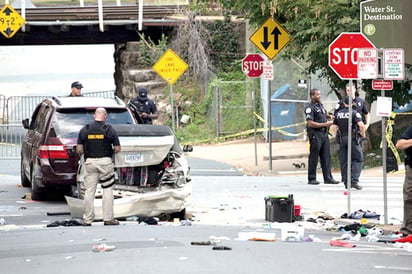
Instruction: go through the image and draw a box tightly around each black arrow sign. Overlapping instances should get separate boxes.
[260,27,271,50]
[3,7,14,16]
[5,27,13,36]
[272,27,281,50]
[261,26,283,50]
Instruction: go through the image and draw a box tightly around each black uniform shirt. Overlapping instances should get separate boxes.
[333,108,363,137]
[334,97,369,122]
[305,101,328,131]
[399,125,412,166]
[129,97,158,124]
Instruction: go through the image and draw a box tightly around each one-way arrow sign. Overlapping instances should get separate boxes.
[250,17,291,60]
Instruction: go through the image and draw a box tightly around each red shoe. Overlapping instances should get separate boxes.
[394,234,412,243]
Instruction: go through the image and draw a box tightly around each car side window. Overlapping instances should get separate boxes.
[32,105,50,134]
[29,104,42,130]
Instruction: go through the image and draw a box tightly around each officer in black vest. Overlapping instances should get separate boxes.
[77,107,121,226]
[129,87,159,124]
[333,96,366,190]
[334,83,370,129]
[396,124,412,236]
[305,89,339,185]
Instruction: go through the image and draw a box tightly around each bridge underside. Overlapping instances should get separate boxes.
[0,23,175,45]
[0,5,184,45]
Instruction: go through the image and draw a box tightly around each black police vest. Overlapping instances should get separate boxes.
[84,124,113,159]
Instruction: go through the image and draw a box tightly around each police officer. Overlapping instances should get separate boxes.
[396,124,412,236]
[77,108,121,226]
[69,81,84,97]
[305,89,339,185]
[129,87,159,124]
[333,96,366,190]
[334,83,370,130]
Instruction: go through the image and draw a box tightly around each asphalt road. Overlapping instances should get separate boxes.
[0,159,411,273]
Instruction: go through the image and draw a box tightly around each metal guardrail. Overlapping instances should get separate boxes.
[0,124,24,159]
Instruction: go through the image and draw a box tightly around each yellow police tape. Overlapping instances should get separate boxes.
[384,112,402,169]
[253,112,306,137]
[192,112,306,144]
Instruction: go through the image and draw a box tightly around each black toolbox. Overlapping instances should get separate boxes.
[265,194,294,222]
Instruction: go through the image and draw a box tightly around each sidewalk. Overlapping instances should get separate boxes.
[187,137,406,178]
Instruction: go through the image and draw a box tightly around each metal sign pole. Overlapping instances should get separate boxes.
[347,80,353,215]
[268,80,273,171]
[381,88,388,224]
[253,79,258,166]
[170,85,175,132]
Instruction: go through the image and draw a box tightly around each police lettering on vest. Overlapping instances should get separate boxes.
[84,124,113,159]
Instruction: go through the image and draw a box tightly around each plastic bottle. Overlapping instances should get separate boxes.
[0,218,4,225]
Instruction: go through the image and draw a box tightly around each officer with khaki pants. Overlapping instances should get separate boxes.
[77,107,121,226]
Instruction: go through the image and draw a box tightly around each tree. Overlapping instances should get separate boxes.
[200,0,411,104]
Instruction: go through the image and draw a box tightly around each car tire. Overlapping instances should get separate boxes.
[20,160,31,188]
[31,164,45,201]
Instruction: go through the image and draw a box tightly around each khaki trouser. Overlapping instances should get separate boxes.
[401,165,412,235]
[83,157,114,223]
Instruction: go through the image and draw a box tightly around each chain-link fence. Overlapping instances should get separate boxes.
[210,80,257,137]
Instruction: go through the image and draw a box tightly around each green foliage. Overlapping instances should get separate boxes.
[204,19,242,72]
[138,33,168,68]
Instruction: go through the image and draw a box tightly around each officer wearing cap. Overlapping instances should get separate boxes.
[333,96,366,190]
[305,89,340,185]
[69,81,84,97]
[128,87,159,124]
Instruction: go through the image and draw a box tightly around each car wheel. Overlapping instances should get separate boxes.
[31,164,45,201]
[20,160,31,187]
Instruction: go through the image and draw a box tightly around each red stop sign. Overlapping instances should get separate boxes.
[328,32,375,79]
[242,54,264,77]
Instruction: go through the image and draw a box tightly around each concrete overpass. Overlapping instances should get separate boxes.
[0,3,187,45]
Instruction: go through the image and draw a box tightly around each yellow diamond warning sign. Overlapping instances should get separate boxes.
[250,17,291,60]
[152,49,188,85]
[0,4,25,38]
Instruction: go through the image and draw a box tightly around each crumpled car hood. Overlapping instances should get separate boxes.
[65,182,192,219]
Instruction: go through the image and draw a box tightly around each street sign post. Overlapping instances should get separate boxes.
[357,48,379,79]
[328,33,375,216]
[249,17,291,171]
[328,32,376,80]
[152,49,188,85]
[0,4,25,38]
[383,48,404,80]
[262,61,273,80]
[249,17,291,60]
[372,79,393,90]
[241,54,264,78]
[153,49,188,132]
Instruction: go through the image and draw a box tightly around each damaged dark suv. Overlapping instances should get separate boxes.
[21,95,192,220]
[20,96,135,200]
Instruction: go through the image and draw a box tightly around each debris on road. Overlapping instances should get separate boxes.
[92,243,116,252]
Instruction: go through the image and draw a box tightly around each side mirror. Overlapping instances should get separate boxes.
[182,144,193,152]
[22,118,30,129]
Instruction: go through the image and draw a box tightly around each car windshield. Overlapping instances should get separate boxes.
[52,108,134,138]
